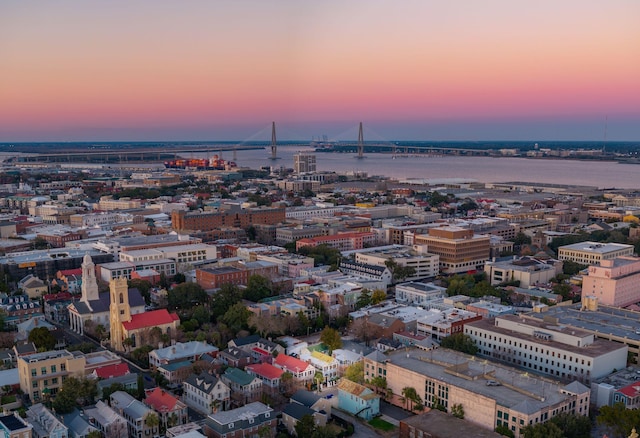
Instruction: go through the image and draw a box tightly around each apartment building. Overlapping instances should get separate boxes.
[484,256,562,288]
[581,256,640,307]
[17,350,86,403]
[364,348,590,438]
[395,281,446,306]
[353,244,440,280]
[414,226,490,274]
[296,232,376,252]
[557,241,634,265]
[416,308,482,341]
[465,315,627,383]
[171,206,285,232]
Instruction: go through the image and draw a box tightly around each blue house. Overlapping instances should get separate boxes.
[337,378,380,420]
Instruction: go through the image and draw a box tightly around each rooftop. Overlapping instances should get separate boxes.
[122,309,179,331]
[379,348,588,413]
[559,241,633,253]
[207,402,272,426]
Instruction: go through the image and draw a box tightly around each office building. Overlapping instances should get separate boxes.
[581,256,640,307]
[557,241,633,265]
[414,226,490,274]
[293,152,317,174]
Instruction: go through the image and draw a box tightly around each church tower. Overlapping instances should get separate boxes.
[109,278,130,352]
[80,253,100,309]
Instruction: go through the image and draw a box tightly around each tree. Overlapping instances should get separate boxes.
[295,414,317,437]
[546,413,591,438]
[280,371,296,396]
[145,413,160,431]
[384,258,416,283]
[401,387,421,411]
[521,421,564,438]
[167,282,207,310]
[320,327,342,352]
[29,327,56,351]
[597,402,640,438]
[344,361,364,384]
[451,403,465,419]
[512,232,532,246]
[52,377,97,413]
[311,426,337,438]
[355,289,371,309]
[210,283,242,319]
[369,376,388,397]
[221,303,250,334]
[440,333,478,355]
[371,289,387,305]
[192,305,211,325]
[86,431,102,438]
[495,425,515,438]
[243,275,273,302]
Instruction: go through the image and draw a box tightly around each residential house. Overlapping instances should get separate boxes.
[290,390,333,416]
[157,361,193,385]
[336,378,380,420]
[144,387,189,429]
[218,347,252,369]
[60,410,98,438]
[281,403,325,436]
[300,350,339,385]
[26,404,67,438]
[110,391,159,438]
[221,368,262,407]
[83,401,128,438]
[183,372,231,415]
[97,374,138,399]
[149,341,219,369]
[203,402,277,438]
[18,275,48,299]
[273,354,316,385]
[245,363,283,394]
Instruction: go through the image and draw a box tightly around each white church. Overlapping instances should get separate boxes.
[68,254,145,335]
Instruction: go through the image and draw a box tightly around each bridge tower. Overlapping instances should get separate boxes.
[357,121,364,159]
[270,121,278,159]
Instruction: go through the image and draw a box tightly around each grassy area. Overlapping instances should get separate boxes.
[1,395,16,405]
[368,417,396,431]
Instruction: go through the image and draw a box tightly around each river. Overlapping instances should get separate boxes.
[205,148,640,189]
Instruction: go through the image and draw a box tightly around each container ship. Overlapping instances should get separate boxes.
[164,155,237,170]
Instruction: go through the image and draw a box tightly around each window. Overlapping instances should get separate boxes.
[60,364,66,372]
[51,365,57,373]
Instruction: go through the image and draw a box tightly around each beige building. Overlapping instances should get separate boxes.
[582,256,640,307]
[364,348,590,438]
[414,226,490,274]
[557,241,634,266]
[353,244,440,280]
[17,350,86,403]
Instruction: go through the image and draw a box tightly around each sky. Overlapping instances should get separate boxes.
[1,1,639,142]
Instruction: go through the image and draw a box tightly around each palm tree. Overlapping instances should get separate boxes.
[401,387,420,411]
[167,413,179,428]
[210,398,221,414]
[122,337,134,353]
[144,413,160,433]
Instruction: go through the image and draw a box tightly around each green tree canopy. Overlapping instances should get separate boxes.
[52,377,97,413]
[355,289,372,309]
[597,402,640,438]
[344,361,364,384]
[210,283,242,319]
[167,282,207,310]
[440,333,478,355]
[320,326,342,352]
[221,302,251,334]
[243,275,273,302]
[295,414,317,438]
[371,289,387,304]
[29,327,56,351]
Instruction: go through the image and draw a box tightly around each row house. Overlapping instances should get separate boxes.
[183,372,231,414]
[221,368,263,407]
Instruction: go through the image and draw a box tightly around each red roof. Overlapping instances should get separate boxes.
[618,382,640,397]
[43,292,73,301]
[145,387,180,412]
[274,354,310,373]
[59,268,82,276]
[122,309,179,331]
[252,347,270,356]
[246,363,283,380]
[94,363,130,379]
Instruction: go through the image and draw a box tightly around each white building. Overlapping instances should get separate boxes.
[183,373,231,414]
[395,281,447,306]
[558,241,634,265]
[353,244,440,280]
[484,256,562,288]
[465,314,628,384]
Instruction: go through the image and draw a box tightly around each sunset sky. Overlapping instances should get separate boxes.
[1,1,639,142]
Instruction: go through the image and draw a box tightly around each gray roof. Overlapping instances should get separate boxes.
[290,390,322,408]
[184,373,221,395]
[283,403,315,420]
[62,410,98,437]
[207,402,272,426]
[230,334,260,347]
[73,288,145,315]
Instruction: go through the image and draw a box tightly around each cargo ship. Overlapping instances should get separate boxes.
[164,155,237,170]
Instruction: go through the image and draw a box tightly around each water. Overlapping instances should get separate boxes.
[211,148,640,189]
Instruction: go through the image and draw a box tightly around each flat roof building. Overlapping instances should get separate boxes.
[581,256,640,307]
[414,226,490,274]
[557,241,633,265]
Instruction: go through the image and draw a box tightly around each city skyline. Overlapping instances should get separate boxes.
[1,1,639,142]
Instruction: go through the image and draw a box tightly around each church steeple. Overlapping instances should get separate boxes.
[80,253,99,307]
[109,277,130,352]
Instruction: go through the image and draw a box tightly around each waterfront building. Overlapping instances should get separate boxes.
[557,241,633,265]
[293,152,317,174]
